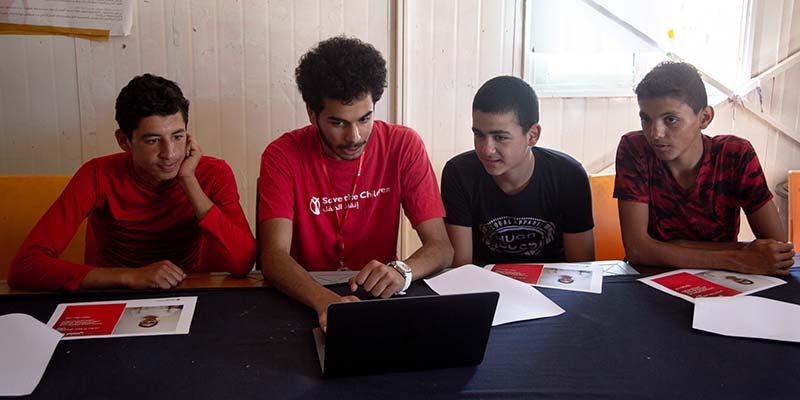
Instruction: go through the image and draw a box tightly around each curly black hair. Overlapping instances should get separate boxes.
[295,36,387,114]
[472,76,540,131]
[115,73,189,139]
[635,61,707,113]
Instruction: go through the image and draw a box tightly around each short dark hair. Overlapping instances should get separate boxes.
[635,61,707,113]
[115,74,189,139]
[472,76,540,131]
[295,36,387,114]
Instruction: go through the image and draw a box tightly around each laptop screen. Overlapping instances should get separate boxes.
[316,292,499,377]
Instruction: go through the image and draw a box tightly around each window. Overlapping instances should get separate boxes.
[524,0,750,99]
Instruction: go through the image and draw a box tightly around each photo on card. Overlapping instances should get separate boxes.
[537,267,593,291]
[112,305,185,335]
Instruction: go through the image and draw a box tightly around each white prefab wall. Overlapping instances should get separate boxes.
[1,0,799,255]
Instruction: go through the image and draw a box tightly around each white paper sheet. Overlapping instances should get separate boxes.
[693,296,800,343]
[310,270,358,286]
[0,313,63,396]
[590,260,640,276]
[424,264,564,326]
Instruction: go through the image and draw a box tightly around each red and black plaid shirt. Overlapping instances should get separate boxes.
[613,131,772,242]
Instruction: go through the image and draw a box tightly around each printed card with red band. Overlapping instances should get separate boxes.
[638,269,785,303]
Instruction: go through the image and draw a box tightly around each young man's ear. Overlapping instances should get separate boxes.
[698,106,715,129]
[115,129,132,152]
[526,123,542,147]
[306,104,317,126]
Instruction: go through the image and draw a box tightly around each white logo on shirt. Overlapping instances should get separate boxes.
[309,196,321,215]
[307,187,391,216]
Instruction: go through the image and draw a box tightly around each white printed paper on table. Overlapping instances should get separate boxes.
[0,314,63,396]
[425,264,564,326]
[310,270,359,286]
[693,296,800,343]
[638,269,785,303]
[47,297,197,340]
[486,263,604,294]
[590,260,639,276]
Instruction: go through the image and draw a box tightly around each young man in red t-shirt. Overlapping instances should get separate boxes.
[258,37,453,330]
[614,61,794,275]
[10,74,256,291]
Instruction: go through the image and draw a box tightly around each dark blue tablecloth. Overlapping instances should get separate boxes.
[2,270,799,399]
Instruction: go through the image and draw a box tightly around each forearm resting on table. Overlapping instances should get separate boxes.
[626,236,793,275]
[80,262,187,290]
[668,239,747,251]
[80,267,139,289]
[260,250,340,313]
[404,239,452,278]
[404,219,454,277]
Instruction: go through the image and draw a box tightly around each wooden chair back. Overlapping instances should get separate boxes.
[788,171,800,252]
[0,176,88,279]
[589,174,626,261]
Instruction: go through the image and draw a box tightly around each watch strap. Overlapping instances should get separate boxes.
[389,260,412,294]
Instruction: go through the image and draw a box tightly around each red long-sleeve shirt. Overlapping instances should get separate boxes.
[9,153,256,291]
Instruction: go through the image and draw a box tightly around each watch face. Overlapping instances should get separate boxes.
[391,261,411,274]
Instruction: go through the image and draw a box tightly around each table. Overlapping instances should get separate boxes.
[1,270,799,399]
[0,271,269,295]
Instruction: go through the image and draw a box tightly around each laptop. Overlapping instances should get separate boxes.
[313,291,499,377]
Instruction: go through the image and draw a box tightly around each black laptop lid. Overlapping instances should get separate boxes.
[322,291,499,377]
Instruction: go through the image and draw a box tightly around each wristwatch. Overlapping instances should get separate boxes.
[388,260,412,295]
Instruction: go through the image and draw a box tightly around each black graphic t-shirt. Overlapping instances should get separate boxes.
[442,147,594,265]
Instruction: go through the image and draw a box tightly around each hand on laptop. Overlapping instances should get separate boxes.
[317,293,359,332]
[348,260,405,298]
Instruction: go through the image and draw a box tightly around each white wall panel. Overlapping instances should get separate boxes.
[242,0,269,217]
[752,0,784,75]
[404,0,522,174]
[53,36,83,173]
[429,0,458,171]
[219,0,247,204]
[536,98,563,150]
[164,0,195,94]
[452,0,482,155]
[791,0,800,53]
[405,0,434,157]
[138,0,168,76]
[779,65,800,133]
[27,36,61,174]
[190,0,223,158]
[1,37,32,174]
[86,38,119,158]
[560,98,588,160]
[603,97,640,171]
